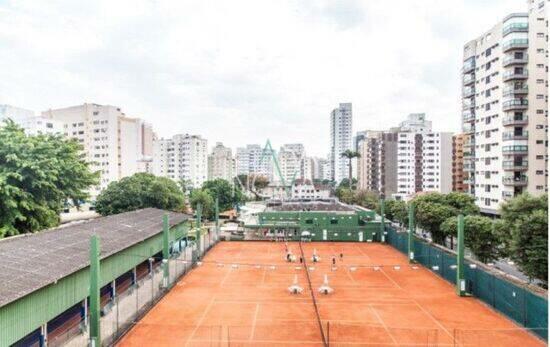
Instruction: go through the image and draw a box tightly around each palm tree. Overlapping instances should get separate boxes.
[340,150,361,189]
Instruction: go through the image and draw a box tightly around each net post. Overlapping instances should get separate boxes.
[162,213,170,288]
[379,198,386,243]
[89,235,101,346]
[408,202,415,263]
[456,214,465,296]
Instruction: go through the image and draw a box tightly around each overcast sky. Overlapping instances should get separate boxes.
[0,0,525,156]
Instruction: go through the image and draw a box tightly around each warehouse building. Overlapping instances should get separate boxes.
[0,208,196,347]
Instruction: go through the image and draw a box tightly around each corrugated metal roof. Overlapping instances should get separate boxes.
[0,208,190,308]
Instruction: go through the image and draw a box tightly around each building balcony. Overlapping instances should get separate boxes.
[502,175,528,186]
[502,23,528,36]
[463,164,474,172]
[503,85,528,98]
[503,70,528,82]
[502,39,529,52]
[463,74,475,86]
[462,110,475,122]
[462,102,475,111]
[503,160,528,171]
[503,115,528,126]
[463,87,475,98]
[503,131,528,141]
[503,145,528,154]
[463,124,474,134]
[463,59,475,73]
[463,151,473,158]
[502,99,528,111]
[502,191,514,201]
[503,55,528,67]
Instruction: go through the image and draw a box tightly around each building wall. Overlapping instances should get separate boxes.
[152,134,208,188]
[208,142,234,181]
[235,144,273,180]
[42,104,149,196]
[452,134,466,191]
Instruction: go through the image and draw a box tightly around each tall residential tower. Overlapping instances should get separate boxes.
[330,103,353,184]
[461,0,548,214]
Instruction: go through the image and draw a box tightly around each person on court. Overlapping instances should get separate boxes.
[332,256,336,266]
[340,252,343,261]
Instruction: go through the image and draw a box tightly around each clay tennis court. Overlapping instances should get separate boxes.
[117,241,544,346]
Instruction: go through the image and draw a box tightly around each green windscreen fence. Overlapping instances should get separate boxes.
[385,226,548,341]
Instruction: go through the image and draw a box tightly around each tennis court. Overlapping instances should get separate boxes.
[117,241,545,346]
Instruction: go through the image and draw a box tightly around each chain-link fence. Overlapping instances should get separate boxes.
[385,226,548,341]
[49,229,220,347]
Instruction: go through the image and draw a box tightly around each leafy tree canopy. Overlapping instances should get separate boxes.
[497,194,547,284]
[0,120,98,237]
[189,188,215,219]
[384,199,408,227]
[95,173,184,216]
[441,215,499,263]
[202,178,245,212]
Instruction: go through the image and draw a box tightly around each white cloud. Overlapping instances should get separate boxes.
[0,0,524,156]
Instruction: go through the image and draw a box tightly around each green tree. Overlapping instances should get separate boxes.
[443,192,480,215]
[385,199,408,227]
[335,187,354,204]
[412,193,456,244]
[95,173,184,216]
[202,179,244,211]
[189,189,215,219]
[177,178,192,195]
[497,194,547,284]
[441,215,499,263]
[340,150,360,189]
[354,190,379,210]
[0,120,98,237]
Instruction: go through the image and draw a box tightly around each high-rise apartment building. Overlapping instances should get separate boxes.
[208,142,234,182]
[357,114,452,199]
[452,134,466,192]
[42,103,153,196]
[1,104,63,136]
[462,0,548,214]
[235,144,273,180]
[330,103,353,184]
[310,157,328,181]
[152,134,208,188]
[277,144,305,184]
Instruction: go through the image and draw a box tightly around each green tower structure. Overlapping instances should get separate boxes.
[162,214,170,288]
[196,203,202,257]
[89,235,101,346]
[379,198,386,242]
[456,214,466,296]
[408,202,415,263]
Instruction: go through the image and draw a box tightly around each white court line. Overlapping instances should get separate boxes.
[184,296,216,347]
[369,305,398,345]
[381,267,454,340]
[250,303,260,340]
[219,266,233,287]
[187,338,456,346]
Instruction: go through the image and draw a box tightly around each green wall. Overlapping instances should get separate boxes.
[0,222,189,347]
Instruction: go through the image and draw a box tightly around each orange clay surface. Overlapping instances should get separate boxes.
[118,241,544,346]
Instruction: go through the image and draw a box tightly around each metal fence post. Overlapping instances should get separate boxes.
[379,198,386,243]
[89,235,101,346]
[456,215,466,296]
[408,202,415,263]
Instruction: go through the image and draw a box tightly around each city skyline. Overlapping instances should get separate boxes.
[0,0,525,157]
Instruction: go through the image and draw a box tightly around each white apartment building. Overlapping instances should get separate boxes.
[330,103,353,184]
[152,134,208,188]
[462,0,548,214]
[208,142,234,181]
[0,104,63,135]
[310,157,328,181]
[357,114,452,199]
[235,144,273,180]
[277,143,305,184]
[290,179,331,200]
[42,103,153,196]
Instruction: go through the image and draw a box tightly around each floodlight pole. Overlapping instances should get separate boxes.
[89,235,101,346]
[456,214,466,296]
[408,202,415,263]
[162,214,170,288]
[379,198,386,243]
[196,203,202,257]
